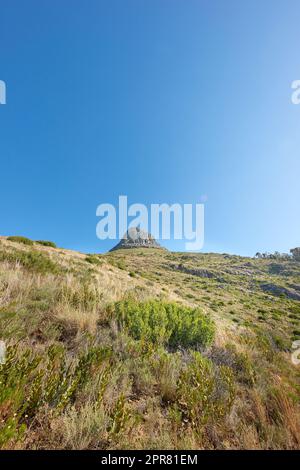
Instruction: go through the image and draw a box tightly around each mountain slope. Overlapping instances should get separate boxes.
[0,236,299,449]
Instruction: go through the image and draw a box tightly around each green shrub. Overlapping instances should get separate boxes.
[289,305,300,317]
[85,255,102,265]
[108,257,127,270]
[151,350,182,403]
[0,249,61,274]
[114,299,215,349]
[7,236,33,246]
[227,345,256,385]
[271,334,290,351]
[109,393,131,437]
[36,240,57,248]
[210,344,255,386]
[0,344,111,448]
[116,259,127,270]
[176,351,235,427]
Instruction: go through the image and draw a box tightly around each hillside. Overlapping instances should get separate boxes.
[0,236,300,449]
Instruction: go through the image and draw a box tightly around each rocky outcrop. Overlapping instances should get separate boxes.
[260,282,300,301]
[171,263,225,282]
[110,227,165,251]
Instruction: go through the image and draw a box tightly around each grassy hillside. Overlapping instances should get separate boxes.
[0,236,300,449]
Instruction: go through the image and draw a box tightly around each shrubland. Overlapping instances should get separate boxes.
[0,237,299,449]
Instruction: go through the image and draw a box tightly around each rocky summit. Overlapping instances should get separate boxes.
[110,227,164,251]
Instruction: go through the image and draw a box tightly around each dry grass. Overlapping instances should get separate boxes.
[53,302,99,335]
[49,403,109,449]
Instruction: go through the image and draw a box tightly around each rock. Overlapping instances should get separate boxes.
[260,283,300,301]
[110,227,165,251]
[289,283,300,292]
[173,264,224,282]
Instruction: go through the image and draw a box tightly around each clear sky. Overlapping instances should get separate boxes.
[0,0,299,255]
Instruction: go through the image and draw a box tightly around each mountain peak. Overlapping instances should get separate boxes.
[110,227,165,251]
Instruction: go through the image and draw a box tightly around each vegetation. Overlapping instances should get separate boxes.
[0,248,62,274]
[36,240,57,248]
[255,248,300,261]
[85,255,102,265]
[291,247,300,261]
[7,236,33,246]
[0,237,299,449]
[114,299,215,349]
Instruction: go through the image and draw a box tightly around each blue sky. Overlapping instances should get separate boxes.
[0,0,299,255]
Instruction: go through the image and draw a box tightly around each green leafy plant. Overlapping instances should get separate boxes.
[109,393,131,437]
[114,299,215,349]
[0,344,112,448]
[177,352,235,427]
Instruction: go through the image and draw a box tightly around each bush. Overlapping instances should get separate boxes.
[36,240,57,248]
[151,350,182,403]
[0,345,112,448]
[108,257,127,270]
[114,299,215,349]
[0,249,61,274]
[209,344,256,386]
[176,351,235,426]
[7,236,33,246]
[85,255,102,265]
